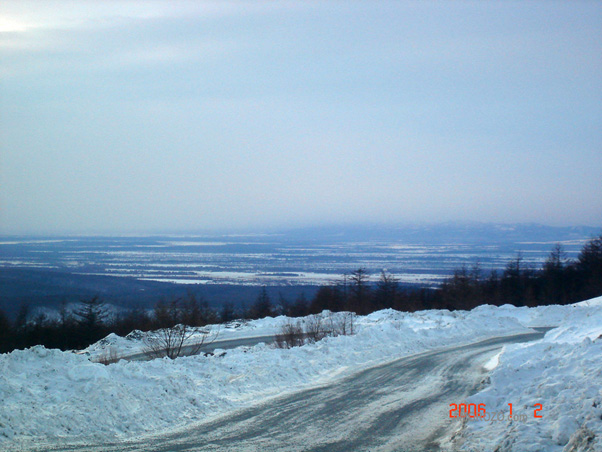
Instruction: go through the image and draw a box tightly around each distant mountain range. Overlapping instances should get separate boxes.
[278,222,600,244]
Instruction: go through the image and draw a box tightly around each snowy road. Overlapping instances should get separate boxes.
[40,330,546,452]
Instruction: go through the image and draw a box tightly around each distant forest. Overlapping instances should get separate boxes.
[0,235,600,354]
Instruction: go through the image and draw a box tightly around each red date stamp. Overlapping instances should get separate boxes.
[449,403,542,422]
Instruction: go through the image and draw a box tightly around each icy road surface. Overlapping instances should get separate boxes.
[40,331,546,452]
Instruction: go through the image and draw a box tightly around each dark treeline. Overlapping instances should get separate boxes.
[275,235,602,315]
[0,296,219,354]
[0,235,600,354]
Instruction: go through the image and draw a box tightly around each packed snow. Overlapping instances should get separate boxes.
[0,298,601,451]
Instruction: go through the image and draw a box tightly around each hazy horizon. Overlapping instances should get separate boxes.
[2,1,601,235]
[0,220,600,240]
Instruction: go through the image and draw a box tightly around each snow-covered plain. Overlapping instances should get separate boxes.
[0,299,601,451]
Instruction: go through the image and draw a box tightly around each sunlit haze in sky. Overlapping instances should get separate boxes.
[1,1,601,234]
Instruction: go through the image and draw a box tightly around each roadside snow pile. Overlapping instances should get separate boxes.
[455,296,602,452]
[81,317,289,361]
[0,308,530,448]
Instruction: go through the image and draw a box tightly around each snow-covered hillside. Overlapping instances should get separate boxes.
[0,299,601,451]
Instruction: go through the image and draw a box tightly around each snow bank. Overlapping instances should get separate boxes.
[0,308,531,448]
[2,299,601,451]
[575,295,602,308]
[455,300,602,452]
[81,316,294,361]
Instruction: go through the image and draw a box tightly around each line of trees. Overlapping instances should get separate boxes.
[437,236,602,310]
[0,235,600,354]
[0,295,218,354]
[275,235,602,315]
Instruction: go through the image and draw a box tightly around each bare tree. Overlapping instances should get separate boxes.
[75,296,107,346]
[374,270,399,310]
[274,321,304,349]
[274,312,355,349]
[143,324,216,360]
[304,314,328,343]
[327,311,355,337]
[349,268,371,314]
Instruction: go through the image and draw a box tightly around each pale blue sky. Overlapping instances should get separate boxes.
[1,1,601,234]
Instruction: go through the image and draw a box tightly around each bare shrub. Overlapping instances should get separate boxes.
[274,312,355,349]
[274,321,304,349]
[327,312,355,337]
[94,347,121,365]
[143,324,216,360]
[304,314,328,344]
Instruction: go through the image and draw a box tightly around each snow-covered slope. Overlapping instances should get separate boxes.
[0,299,601,451]
[452,296,602,452]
